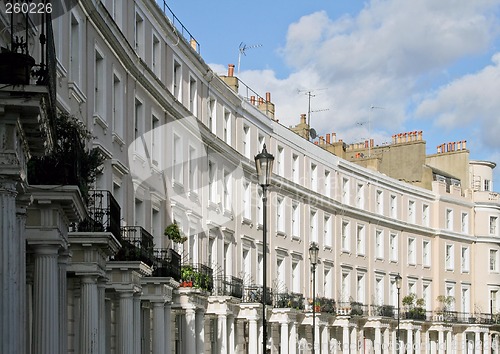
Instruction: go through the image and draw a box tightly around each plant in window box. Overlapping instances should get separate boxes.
[164,222,188,245]
[350,301,363,316]
[27,112,104,203]
[180,265,194,287]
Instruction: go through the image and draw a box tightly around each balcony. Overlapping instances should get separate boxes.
[180,263,214,293]
[275,292,305,310]
[242,285,273,306]
[112,226,155,266]
[313,297,336,314]
[213,275,244,298]
[151,248,181,281]
[336,301,365,316]
[77,190,121,240]
[369,304,395,318]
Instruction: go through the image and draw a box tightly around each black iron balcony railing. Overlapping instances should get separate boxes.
[213,275,244,298]
[152,248,181,281]
[112,226,155,266]
[159,1,200,54]
[180,263,214,292]
[369,304,395,318]
[314,297,336,314]
[275,292,305,310]
[77,190,121,240]
[242,285,273,306]
[336,301,365,316]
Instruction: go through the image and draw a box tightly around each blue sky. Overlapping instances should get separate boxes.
[166,0,500,185]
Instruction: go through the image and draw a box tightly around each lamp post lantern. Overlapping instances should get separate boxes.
[254,144,274,354]
[309,242,319,354]
[395,273,402,350]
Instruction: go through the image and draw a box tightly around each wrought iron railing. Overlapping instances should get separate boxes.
[213,275,243,298]
[274,292,305,310]
[78,190,121,240]
[369,304,395,318]
[159,1,200,54]
[336,301,365,316]
[180,263,214,292]
[112,226,155,266]
[152,248,181,281]
[242,285,273,306]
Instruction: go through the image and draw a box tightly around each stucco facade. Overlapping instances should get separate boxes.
[1,1,500,353]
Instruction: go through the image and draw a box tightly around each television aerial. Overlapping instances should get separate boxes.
[237,42,262,75]
[297,88,329,141]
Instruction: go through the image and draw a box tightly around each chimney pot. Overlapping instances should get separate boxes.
[250,96,256,105]
[265,92,271,102]
[258,97,264,105]
[228,64,235,77]
[300,114,306,124]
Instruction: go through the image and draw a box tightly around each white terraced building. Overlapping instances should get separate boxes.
[1,1,500,353]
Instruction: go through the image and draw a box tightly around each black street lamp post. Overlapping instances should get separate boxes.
[309,242,319,354]
[395,273,402,351]
[255,144,274,354]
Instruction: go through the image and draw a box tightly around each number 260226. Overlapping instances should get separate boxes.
[6,2,53,14]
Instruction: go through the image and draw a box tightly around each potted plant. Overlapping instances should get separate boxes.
[0,34,36,85]
[27,112,104,203]
[436,295,456,321]
[402,293,426,320]
[180,265,194,287]
[350,301,363,316]
[164,222,187,245]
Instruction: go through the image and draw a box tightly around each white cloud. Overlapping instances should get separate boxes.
[233,0,500,148]
[415,53,500,148]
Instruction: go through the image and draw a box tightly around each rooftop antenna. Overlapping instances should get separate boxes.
[297,88,328,140]
[237,42,262,75]
[368,105,384,157]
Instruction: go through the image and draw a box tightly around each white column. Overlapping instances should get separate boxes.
[32,245,60,354]
[281,321,289,354]
[80,275,99,354]
[289,321,297,354]
[17,198,29,354]
[57,252,69,354]
[342,325,350,354]
[392,330,397,354]
[424,331,430,354]
[133,294,141,354]
[314,323,320,353]
[152,301,165,354]
[218,314,228,353]
[415,329,421,354]
[196,310,205,354]
[0,181,22,354]
[165,304,172,354]
[475,331,482,354]
[322,325,331,354]
[118,292,134,354]
[446,331,452,353]
[485,332,491,354]
[438,330,445,354]
[249,319,259,354]
[351,327,358,353]
[375,327,382,354]
[383,328,390,354]
[407,328,413,354]
[228,315,235,354]
[97,280,106,354]
[185,308,197,354]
